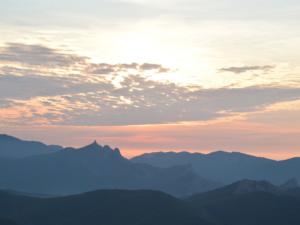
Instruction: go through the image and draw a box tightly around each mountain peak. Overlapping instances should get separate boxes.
[81,141,102,150]
[91,140,100,147]
[76,141,123,159]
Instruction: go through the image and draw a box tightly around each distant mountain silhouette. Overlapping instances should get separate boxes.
[0,134,62,158]
[187,180,300,225]
[132,151,300,184]
[0,137,219,197]
[0,189,210,225]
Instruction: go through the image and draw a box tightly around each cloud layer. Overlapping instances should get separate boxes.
[0,43,300,126]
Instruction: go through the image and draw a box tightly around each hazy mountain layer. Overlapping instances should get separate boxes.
[132,151,300,184]
[0,138,219,196]
[0,134,62,158]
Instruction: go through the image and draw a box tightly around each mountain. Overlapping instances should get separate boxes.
[132,151,300,184]
[0,189,210,225]
[187,180,300,225]
[0,140,219,197]
[0,134,62,158]
[2,181,300,225]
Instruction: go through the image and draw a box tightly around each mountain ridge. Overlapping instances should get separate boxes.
[1,181,300,225]
[187,180,300,225]
[0,134,62,159]
[132,150,300,184]
[0,136,219,197]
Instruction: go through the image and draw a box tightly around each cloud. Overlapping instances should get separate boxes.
[219,65,274,74]
[0,42,300,126]
[0,43,87,67]
[139,63,170,73]
[1,73,300,126]
[0,43,171,75]
[86,63,170,75]
[0,74,113,100]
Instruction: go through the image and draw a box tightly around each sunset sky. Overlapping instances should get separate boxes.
[1,0,300,159]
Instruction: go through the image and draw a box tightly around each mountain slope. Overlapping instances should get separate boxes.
[2,181,300,225]
[0,134,62,158]
[0,141,219,197]
[0,190,211,225]
[187,180,300,225]
[132,151,300,184]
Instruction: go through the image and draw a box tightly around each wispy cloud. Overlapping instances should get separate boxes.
[0,43,87,67]
[219,65,274,74]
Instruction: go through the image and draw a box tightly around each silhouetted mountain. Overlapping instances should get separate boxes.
[132,151,300,184]
[2,182,300,225]
[187,180,300,225]
[0,190,210,225]
[0,140,219,197]
[0,134,62,158]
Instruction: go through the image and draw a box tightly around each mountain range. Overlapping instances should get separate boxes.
[132,151,300,184]
[1,134,300,196]
[1,180,300,225]
[0,134,62,158]
[0,135,218,197]
[1,134,300,224]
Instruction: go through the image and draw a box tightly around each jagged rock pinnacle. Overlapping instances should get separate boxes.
[92,140,98,145]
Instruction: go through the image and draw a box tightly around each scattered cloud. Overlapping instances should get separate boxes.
[219,65,274,74]
[0,43,300,126]
[1,72,300,126]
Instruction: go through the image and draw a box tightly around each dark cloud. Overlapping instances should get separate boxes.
[219,65,274,74]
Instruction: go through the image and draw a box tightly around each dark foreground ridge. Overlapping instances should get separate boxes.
[187,180,300,225]
[0,189,209,225]
[1,180,300,225]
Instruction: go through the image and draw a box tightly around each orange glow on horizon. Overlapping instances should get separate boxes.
[2,118,300,161]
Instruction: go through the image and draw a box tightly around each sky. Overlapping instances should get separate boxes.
[0,0,300,159]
